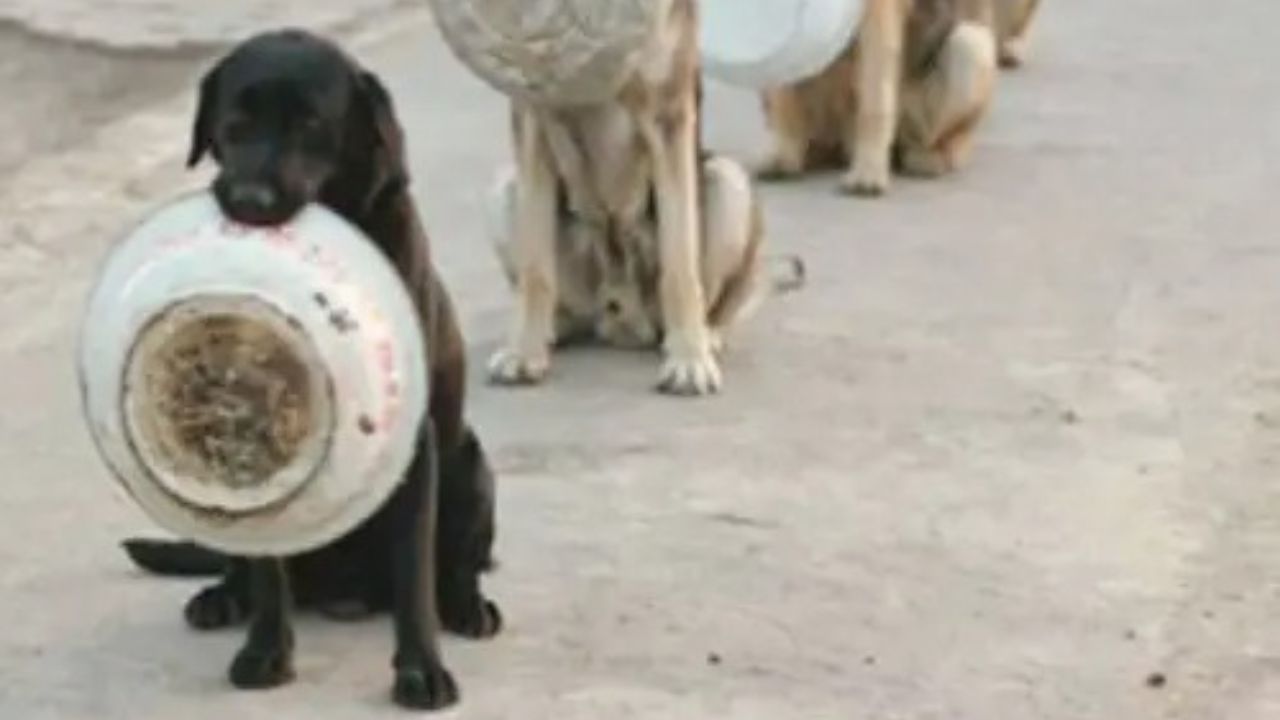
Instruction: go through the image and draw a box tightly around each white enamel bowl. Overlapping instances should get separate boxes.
[701,0,865,89]
[79,192,428,556]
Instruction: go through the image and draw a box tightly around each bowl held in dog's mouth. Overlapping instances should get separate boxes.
[700,0,865,89]
[428,0,864,100]
[429,0,665,106]
[79,192,428,556]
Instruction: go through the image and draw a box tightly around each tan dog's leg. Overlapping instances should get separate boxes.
[484,167,520,288]
[488,108,559,385]
[842,0,906,196]
[995,0,1040,68]
[897,21,997,178]
[639,109,719,395]
[485,167,597,344]
[756,88,812,180]
[701,156,763,352]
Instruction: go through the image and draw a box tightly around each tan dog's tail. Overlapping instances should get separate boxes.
[767,254,807,295]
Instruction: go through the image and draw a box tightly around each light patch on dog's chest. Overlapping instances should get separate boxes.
[549,104,652,223]
[536,104,665,348]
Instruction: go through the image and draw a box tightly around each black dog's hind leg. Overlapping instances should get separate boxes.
[228,558,295,689]
[122,539,228,576]
[390,421,459,710]
[185,557,252,630]
[437,428,503,639]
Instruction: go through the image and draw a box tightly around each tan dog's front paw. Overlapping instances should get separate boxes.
[657,344,722,397]
[708,328,726,356]
[487,345,550,386]
[840,159,891,197]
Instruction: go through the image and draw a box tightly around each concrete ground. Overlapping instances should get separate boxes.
[2,1,1279,718]
[0,0,408,48]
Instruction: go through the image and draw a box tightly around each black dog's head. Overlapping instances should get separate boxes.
[188,30,407,226]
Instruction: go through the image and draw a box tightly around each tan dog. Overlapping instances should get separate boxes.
[756,0,1000,196]
[486,0,767,396]
[995,0,1041,68]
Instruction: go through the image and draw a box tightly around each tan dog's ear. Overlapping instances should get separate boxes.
[355,70,409,201]
[187,64,222,168]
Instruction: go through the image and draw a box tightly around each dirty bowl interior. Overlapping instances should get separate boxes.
[79,192,428,556]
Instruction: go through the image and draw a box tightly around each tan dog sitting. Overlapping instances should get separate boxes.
[756,0,1001,196]
[485,0,768,396]
[487,152,764,384]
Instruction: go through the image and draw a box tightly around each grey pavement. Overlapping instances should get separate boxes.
[0,0,408,48]
[2,1,1280,719]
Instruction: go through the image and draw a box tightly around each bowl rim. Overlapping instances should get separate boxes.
[78,191,431,555]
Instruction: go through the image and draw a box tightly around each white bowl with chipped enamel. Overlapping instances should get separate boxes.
[79,192,428,556]
[700,0,864,88]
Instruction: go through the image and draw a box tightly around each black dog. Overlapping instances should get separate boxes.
[123,30,500,711]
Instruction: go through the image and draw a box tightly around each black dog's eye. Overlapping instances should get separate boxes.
[297,115,335,153]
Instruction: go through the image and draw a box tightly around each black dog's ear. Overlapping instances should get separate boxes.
[187,64,221,168]
[358,71,405,165]
[355,70,409,204]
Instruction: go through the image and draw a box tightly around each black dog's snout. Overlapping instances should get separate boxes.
[214,177,296,226]
[227,183,280,215]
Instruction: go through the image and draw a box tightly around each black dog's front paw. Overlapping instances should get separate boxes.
[393,664,459,711]
[229,645,295,690]
[441,595,503,639]
[186,584,249,630]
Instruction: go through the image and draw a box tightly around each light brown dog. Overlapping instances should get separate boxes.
[756,0,1000,196]
[994,0,1041,68]
[486,0,768,396]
